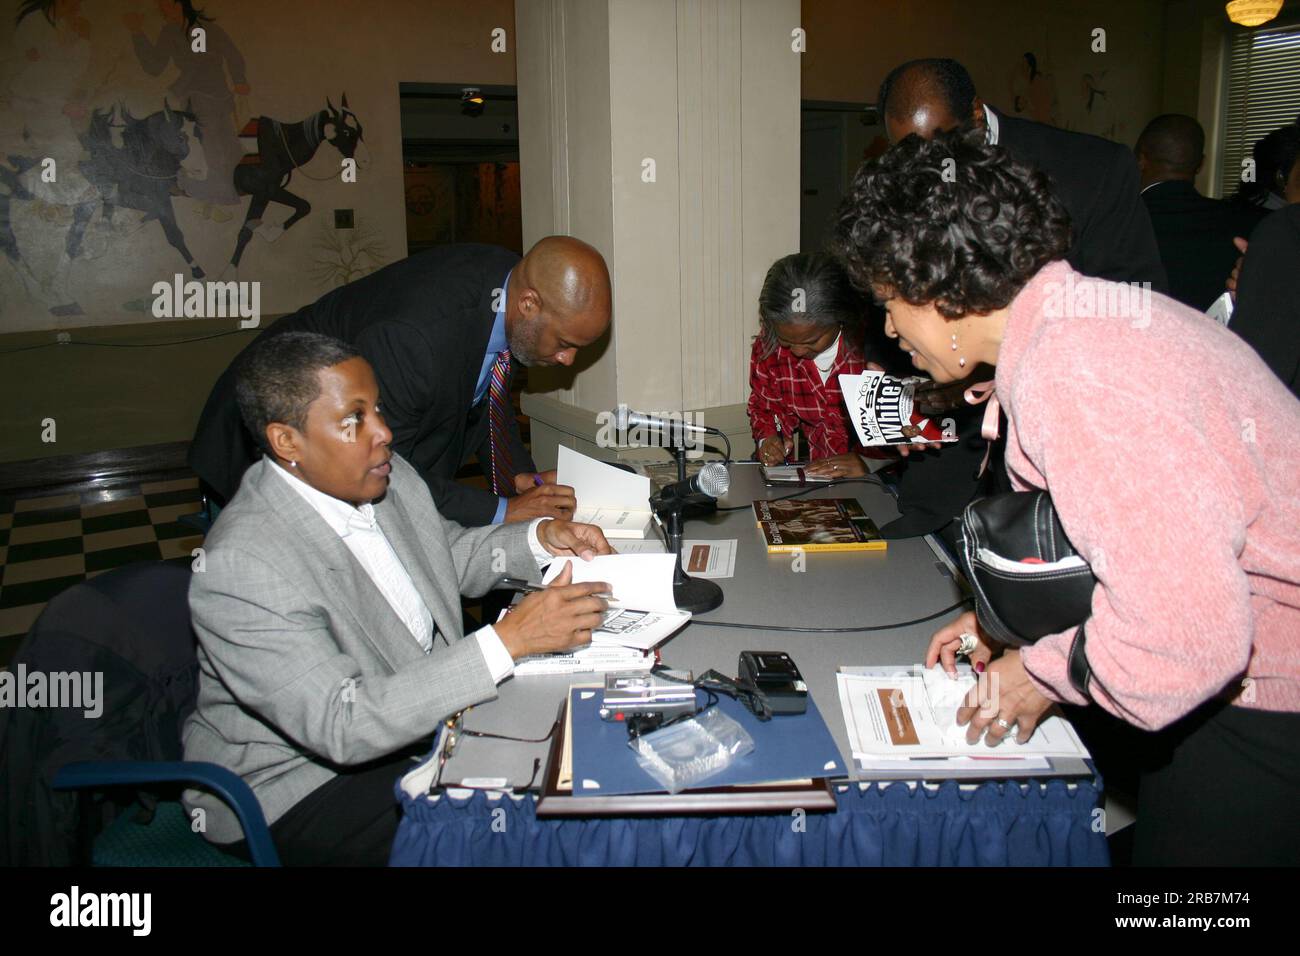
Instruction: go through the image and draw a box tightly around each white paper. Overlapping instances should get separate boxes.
[611,539,735,578]
[541,554,690,650]
[1206,290,1234,327]
[559,446,653,538]
[611,538,668,555]
[836,666,1090,760]
[678,539,737,579]
[542,553,677,611]
[588,607,688,651]
[513,643,654,676]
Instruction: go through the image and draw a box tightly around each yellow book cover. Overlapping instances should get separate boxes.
[752,498,888,553]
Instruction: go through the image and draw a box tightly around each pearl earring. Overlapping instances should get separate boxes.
[952,331,967,367]
[290,460,298,469]
[951,333,958,351]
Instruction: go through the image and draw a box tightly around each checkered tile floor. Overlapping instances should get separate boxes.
[0,477,205,668]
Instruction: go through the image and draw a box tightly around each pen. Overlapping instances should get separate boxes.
[532,474,544,487]
[496,576,615,600]
[773,413,789,464]
[496,577,545,594]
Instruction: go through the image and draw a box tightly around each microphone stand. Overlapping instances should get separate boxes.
[655,443,724,614]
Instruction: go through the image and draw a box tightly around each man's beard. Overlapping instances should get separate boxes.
[507,317,544,366]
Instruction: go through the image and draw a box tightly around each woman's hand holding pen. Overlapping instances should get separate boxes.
[493,562,611,658]
[758,434,793,466]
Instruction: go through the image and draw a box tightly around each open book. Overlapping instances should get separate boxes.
[558,446,653,539]
[541,553,690,651]
[837,665,1090,762]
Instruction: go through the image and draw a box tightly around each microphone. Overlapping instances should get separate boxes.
[613,404,720,437]
[650,462,730,510]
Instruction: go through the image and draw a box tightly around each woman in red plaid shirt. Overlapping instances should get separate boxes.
[748,253,881,477]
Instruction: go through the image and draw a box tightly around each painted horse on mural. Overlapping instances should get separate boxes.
[226,93,369,272]
[67,99,210,283]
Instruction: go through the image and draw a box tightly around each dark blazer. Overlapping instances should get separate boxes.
[992,106,1168,292]
[188,244,532,526]
[1231,204,1300,399]
[1142,179,1268,312]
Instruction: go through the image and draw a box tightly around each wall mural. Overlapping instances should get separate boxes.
[1,0,380,329]
[1004,50,1122,142]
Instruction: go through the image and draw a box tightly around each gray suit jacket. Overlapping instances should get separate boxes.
[182,454,542,845]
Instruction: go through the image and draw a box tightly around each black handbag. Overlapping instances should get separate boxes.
[958,490,1096,697]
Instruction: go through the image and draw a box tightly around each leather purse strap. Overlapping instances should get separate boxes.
[1067,624,1093,699]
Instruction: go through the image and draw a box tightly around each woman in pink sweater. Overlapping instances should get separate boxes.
[834,128,1300,865]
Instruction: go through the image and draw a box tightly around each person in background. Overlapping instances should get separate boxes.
[835,127,1300,866]
[1230,202,1300,399]
[876,57,1168,291]
[1233,118,1300,213]
[747,253,882,479]
[185,332,613,865]
[1225,119,1300,301]
[1136,114,1268,311]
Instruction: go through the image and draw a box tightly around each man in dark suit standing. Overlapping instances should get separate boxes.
[1231,204,1300,399]
[856,58,1167,538]
[1137,114,1268,311]
[189,236,612,526]
[875,59,1167,291]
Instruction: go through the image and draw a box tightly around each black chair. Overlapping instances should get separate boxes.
[0,561,278,866]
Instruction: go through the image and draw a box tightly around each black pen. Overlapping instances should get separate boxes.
[496,577,545,594]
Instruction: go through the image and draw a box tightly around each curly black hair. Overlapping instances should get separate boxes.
[832,126,1072,319]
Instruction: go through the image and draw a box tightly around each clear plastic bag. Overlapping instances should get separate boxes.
[628,707,755,793]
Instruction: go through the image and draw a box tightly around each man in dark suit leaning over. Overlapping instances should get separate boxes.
[189,236,612,527]
[876,58,1168,292]
[1137,114,1268,311]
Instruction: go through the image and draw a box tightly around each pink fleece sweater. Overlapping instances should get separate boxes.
[999,261,1300,730]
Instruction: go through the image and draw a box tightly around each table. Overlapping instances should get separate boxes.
[390,464,1108,866]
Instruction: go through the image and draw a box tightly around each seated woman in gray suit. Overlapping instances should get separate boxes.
[183,332,613,865]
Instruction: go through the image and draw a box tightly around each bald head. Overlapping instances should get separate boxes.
[1136,114,1204,188]
[878,58,982,144]
[506,235,612,367]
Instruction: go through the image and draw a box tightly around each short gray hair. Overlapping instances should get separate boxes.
[234,331,362,454]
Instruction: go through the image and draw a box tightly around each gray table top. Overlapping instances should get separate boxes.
[439,463,970,787]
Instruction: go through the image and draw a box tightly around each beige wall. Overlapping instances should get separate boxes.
[1,0,515,462]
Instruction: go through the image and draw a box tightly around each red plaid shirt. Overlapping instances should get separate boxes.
[747,333,869,460]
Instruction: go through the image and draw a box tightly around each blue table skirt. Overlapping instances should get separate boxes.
[391,778,1109,867]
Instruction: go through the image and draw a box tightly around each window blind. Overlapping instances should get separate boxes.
[1219,21,1300,199]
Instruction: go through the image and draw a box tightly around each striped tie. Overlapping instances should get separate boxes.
[487,349,516,496]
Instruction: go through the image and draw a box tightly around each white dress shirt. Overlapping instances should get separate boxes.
[269,461,552,683]
[983,103,1000,146]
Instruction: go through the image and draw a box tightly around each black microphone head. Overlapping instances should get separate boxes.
[698,462,729,498]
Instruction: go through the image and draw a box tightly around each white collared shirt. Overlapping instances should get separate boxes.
[270,461,551,683]
[812,332,842,385]
[983,103,1000,146]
